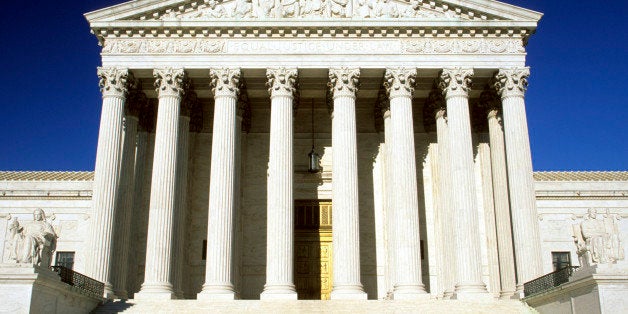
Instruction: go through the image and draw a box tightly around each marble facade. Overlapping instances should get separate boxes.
[1,0,627,311]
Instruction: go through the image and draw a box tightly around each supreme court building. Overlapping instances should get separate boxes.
[2,0,628,311]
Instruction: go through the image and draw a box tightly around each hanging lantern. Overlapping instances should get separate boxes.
[308,99,320,173]
[308,145,320,173]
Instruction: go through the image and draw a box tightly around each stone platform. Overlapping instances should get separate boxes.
[93,299,536,314]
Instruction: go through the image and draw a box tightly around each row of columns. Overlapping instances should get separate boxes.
[422,67,542,299]
[87,65,542,300]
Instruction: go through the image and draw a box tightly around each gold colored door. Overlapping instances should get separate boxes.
[294,200,332,300]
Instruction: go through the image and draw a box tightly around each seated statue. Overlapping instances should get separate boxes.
[573,208,625,267]
[8,209,58,267]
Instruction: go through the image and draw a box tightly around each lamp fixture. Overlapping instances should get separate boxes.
[308,99,320,173]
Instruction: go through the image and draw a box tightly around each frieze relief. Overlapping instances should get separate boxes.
[102,39,226,54]
[403,38,525,54]
[156,0,472,20]
[102,38,524,55]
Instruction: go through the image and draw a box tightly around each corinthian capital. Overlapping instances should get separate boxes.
[97,67,132,98]
[438,68,474,99]
[210,68,241,98]
[153,68,188,98]
[266,68,298,98]
[493,67,530,99]
[383,68,417,99]
[328,67,360,99]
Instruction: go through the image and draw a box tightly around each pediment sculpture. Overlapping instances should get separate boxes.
[161,0,454,20]
[7,209,58,267]
[573,208,625,267]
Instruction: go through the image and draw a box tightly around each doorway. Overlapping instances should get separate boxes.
[294,200,333,300]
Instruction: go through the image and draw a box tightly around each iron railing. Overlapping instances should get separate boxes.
[523,266,579,297]
[50,265,104,299]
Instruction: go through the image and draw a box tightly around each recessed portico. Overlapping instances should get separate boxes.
[83,0,544,302]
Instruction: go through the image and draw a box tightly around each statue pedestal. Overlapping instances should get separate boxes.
[525,263,628,314]
[0,263,102,314]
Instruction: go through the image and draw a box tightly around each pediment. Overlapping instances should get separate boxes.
[86,0,542,23]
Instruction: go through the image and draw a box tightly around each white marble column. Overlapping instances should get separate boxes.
[438,68,490,300]
[111,91,143,299]
[384,68,428,300]
[87,67,131,298]
[328,68,367,300]
[136,68,187,300]
[261,67,298,300]
[426,89,456,298]
[172,93,193,299]
[481,90,518,298]
[380,98,397,298]
[494,68,543,292]
[127,126,149,298]
[199,68,241,300]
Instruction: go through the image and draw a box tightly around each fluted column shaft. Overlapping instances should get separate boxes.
[382,109,396,297]
[199,68,241,300]
[435,109,456,297]
[494,68,543,292]
[438,68,489,299]
[487,109,517,298]
[111,113,139,299]
[137,68,187,299]
[384,68,428,300]
[328,68,367,300]
[127,130,149,297]
[87,67,131,298]
[261,68,298,300]
[173,113,190,298]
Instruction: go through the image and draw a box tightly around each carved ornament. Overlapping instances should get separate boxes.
[210,68,241,98]
[383,68,416,99]
[403,38,525,54]
[102,39,225,54]
[154,68,188,98]
[328,67,360,99]
[266,67,299,98]
[438,67,473,99]
[493,67,530,99]
[156,0,470,20]
[97,67,132,97]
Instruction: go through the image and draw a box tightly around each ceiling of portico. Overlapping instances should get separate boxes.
[132,67,495,107]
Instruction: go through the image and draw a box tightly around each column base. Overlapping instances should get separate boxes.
[104,283,116,299]
[260,284,298,300]
[135,283,176,300]
[330,285,367,300]
[499,290,519,300]
[113,289,128,300]
[197,284,237,300]
[452,283,494,302]
[392,284,429,300]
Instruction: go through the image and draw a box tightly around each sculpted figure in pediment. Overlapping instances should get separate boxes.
[280,0,301,17]
[8,209,58,267]
[356,0,373,18]
[234,0,254,17]
[189,0,226,18]
[329,0,348,17]
[376,0,399,18]
[301,0,325,17]
[253,0,276,18]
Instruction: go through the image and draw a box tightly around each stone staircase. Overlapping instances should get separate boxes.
[92,299,537,313]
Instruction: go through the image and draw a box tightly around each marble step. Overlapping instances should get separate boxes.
[92,299,537,313]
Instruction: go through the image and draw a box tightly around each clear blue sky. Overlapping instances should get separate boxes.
[0,1,626,171]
